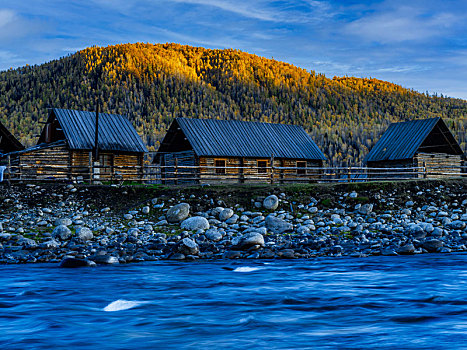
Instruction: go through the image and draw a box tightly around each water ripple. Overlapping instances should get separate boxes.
[0,254,467,349]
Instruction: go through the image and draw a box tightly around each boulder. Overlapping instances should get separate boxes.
[358,204,373,215]
[235,231,265,250]
[127,228,140,237]
[170,253,186,260]
[39,240,60,249]
[0,232,12,240]
[397,243,415,255]
[54,218,72,227]
[90,255,119,264]
[75,227,93,242]
[278,249,295,259]
[265,215,293,234]
[205,228,223,242]
[308,207,318,214]
[219,208,234,221]
[17,237,37,249]
[222,250,242,259]
[181,216,210,231]
[52,225,73,240]
[178,238,199,255]
[166,203,190,223]
[409,225,426,239]
[59,257,94,268]
[263,195,279,210]
[141,206,150,214]
[450,220,466,230]
[422,239,444,252]
[225,214,239,225]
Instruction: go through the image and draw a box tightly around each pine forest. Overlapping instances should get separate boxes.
[0,43,466,166]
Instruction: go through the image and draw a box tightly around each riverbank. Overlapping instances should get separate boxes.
[0,179,466,265]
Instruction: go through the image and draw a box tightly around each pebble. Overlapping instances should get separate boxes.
[0,182,465,265]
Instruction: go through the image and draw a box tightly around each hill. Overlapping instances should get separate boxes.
[0,42,465,166]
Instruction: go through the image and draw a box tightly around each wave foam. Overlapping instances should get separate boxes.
[103,299,147,312]
[233,266,261,273]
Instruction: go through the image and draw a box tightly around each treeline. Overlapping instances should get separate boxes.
[0,42,466,165]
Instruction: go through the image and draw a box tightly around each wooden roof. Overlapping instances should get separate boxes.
[157,117,326,160]
[0,120,24,155]
[364,117,463,163]
[38,109,147,153]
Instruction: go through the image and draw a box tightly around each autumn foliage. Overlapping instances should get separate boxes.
[0,43,465,165]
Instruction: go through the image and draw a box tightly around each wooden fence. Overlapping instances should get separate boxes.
[0,156,465,184]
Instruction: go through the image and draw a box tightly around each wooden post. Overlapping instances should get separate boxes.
[423,161,427,179]
[239,158,245,184]
[280,159,284,184]
[270,154,275,185]
[347,166,351,182]
[174,158,178,185]
[89,152,93,183]
[68,152,72,180]
[7,154,11,186]
[139,154,143,183]
[195,156,200,185]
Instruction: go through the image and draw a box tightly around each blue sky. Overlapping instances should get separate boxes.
[0,0,466,99]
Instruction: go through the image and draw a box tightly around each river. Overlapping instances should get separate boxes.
[1,254,467,349]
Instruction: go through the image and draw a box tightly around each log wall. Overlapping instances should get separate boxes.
[161,150,197,184]
[16,145,71,179]
[415,153,463,178]
[12,146,144,181]
[198,157,322,184]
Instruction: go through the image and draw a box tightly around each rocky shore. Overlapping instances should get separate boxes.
[0,180,466,267]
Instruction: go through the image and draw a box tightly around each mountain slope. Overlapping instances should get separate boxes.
[0,42,465,165]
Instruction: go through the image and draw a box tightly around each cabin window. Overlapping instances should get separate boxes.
[99,154,113,175]
[257,160,268,174]
[297,161,307,175]
[215,159,226,174]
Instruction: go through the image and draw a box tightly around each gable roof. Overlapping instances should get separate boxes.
[38,109,147,153]
[157,117,326,160]
[0,120,24,154]
[364,117,463,163]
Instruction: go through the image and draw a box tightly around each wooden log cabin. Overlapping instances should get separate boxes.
[364,117,465,179]
[9,109,147,181]
[0,120,24,160]
[154,117,326,184]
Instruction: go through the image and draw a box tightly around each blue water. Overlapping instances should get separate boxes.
[1,255,467,349]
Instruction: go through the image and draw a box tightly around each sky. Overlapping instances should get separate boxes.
[0,0,466,99]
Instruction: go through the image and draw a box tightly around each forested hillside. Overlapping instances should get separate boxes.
[0,43,466,165]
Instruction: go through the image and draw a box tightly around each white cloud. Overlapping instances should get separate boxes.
[165,0,332,23]
[345,6,460,43]
[0,9,15,27]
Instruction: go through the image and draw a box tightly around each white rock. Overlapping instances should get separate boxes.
[52,225,73,240]
[54,218,72,227]
[263,195,279,210]
[75,227,93,241]
[235,231,265,250]
[205,228,223,242]
[179,238,199,255]
[219,208,234,221]
[265,215,293,234]
[166,203,190,223]
[181,216,210,231]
